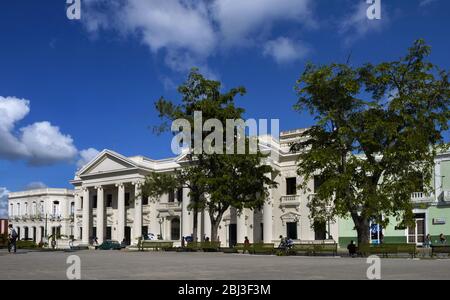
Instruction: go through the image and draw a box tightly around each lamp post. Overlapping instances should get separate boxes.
[44,213,48,241]
[158,218,164,240]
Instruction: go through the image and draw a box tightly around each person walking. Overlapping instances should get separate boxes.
[243,236,251,254]
[7,224,18,254]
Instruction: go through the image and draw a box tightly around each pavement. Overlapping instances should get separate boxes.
[1,249,450,280]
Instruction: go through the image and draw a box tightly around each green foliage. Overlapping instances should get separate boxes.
[143,68,277,241]
[292,40,450,243]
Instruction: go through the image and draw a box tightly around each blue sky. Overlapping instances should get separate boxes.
[0,0,449,216]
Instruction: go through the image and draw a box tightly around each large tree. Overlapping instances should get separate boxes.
[143,69,277,242]
[292,40,450,245]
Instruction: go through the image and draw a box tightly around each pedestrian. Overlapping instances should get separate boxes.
[424,234,432,248]
[439,233,447,244]
[347,240,357,257]
[8,224,18,254]
[278,235,286,249]
[243,236,251,254]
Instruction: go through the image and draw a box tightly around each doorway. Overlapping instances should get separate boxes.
[408,213,426,245]
[229,224,237,247]
[314,221,327,240]
[286,222,298,240]
[125,226,131,245]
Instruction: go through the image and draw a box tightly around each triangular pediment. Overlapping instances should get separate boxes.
[78,150,138,176]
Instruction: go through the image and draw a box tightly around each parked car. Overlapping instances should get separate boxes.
[97,240,122,250]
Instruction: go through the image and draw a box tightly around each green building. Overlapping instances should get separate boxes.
[338,151,450,248]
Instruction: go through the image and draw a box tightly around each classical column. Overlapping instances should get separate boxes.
[116,183,125,243]
[96,186,105,244]
[82,188,90,245]
[134,182,143,243]
[74,193,81,240]
[237,209,246,244]
[263,189,273,243]
[182,186,191,238]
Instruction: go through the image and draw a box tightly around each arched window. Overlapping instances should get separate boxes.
[170,218,181,241]
[70,202,75,216]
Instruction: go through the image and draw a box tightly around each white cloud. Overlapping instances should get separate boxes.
[0,187,9,218]
[338,1,388,46]
[212,0,315,46]
[82,0,315,73]
[0,96,93,167]
[0,97,30,159]
[20,122,78,166]
[263,37,310,64]
[25,182,47,191]
[77,148,100,169]
[84,0,216,73]
[419,0,438,6]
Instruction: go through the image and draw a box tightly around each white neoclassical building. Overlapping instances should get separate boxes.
[70,129,338,247]
[7,189,75,242]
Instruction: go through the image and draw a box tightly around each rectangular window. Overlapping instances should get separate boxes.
[177,188,183,202]
[125,193,130,207]
[107,194,113,208]
[314,176,325,193]
[93,196,97,209]
[142,195,148,205]
[168,190,175,203]
[286,178,297,195]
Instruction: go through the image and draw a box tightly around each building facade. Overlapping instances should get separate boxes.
[7,129,449,249]
[338,152,450,248]
[7,189,75,242]
[70,129,338,247]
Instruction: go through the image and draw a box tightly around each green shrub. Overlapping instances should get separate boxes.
[16,240,37,249]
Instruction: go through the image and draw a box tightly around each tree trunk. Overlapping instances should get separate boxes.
[210,222,220,243]
[355,218,371,246]
[192,206,198,242]
[210,211,224,243]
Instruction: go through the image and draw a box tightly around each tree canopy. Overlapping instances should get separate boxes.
[292,40,450,244]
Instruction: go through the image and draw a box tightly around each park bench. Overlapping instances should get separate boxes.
[186,241,221,252]
[431,245,450,257]
[290,243,338,256]
[252,243,275,254]
[234,243,252,253]
[139,240,174,251]
[358,243,417,258]
[234,243,275,254]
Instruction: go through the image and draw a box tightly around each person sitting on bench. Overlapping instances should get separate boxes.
[347,240,357,257]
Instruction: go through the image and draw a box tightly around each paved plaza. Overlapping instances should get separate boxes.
[1,249,450,280]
